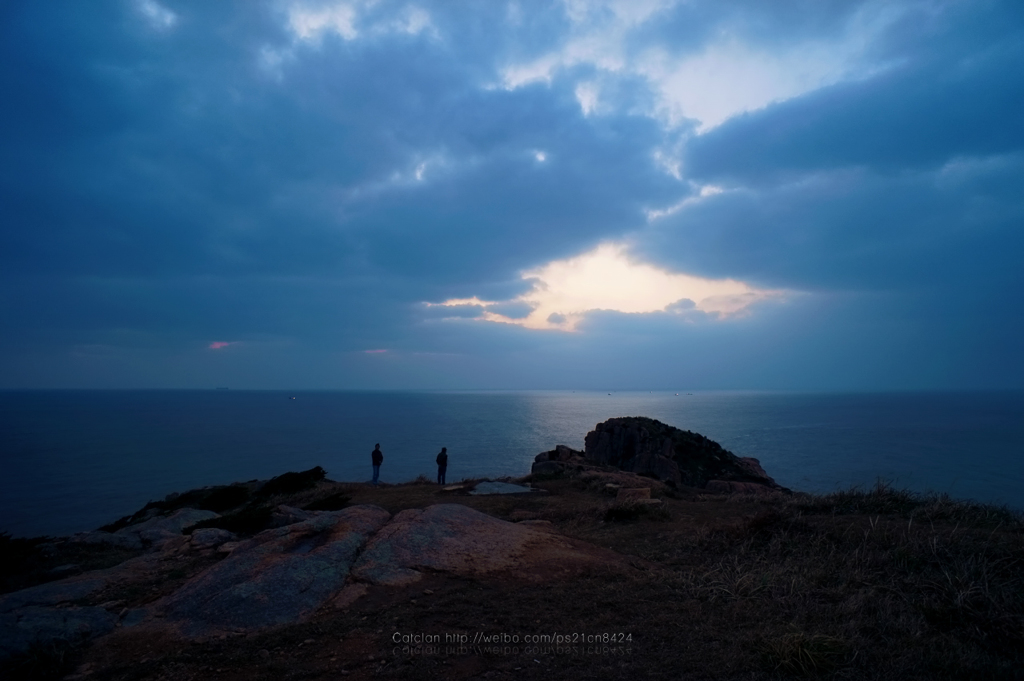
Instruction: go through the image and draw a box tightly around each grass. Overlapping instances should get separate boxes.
[761,631,848,677]
[603,500,672,522]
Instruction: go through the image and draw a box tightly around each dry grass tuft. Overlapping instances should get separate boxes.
[761,631,849,677]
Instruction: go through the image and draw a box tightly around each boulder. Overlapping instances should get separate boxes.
[531,460,566,476]
[536,445,584,463]
[157,505,390,635]
[583,417,785,491]
[531,445,586,476]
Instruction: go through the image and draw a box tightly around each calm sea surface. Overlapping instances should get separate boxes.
[2,390,1022,537]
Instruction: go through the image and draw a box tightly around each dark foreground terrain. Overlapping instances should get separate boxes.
[2,468,1023,681]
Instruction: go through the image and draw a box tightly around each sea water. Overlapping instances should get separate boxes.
[1,390,1022,537]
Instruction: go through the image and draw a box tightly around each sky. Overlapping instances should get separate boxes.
[1,0,1022,391]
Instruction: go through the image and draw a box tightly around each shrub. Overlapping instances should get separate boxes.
[199,485,251,513]
[258,466,327,497]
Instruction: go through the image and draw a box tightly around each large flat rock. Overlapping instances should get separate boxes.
[158,505,390,635]
[350,503,612,586]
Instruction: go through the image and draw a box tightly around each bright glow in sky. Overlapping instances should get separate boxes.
[431,243,779,330]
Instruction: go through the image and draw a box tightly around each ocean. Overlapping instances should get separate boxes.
[1,390,1022,537]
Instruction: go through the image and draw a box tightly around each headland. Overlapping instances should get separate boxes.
[2,417,1021,680]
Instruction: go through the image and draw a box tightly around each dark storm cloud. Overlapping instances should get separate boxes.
[639,155,1024,290]
[685,43,1024,183]
[0,0,679,379]
[0,0,677,283]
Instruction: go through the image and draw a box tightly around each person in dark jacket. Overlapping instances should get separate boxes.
[436,447,448,484]
[371,444,383,485]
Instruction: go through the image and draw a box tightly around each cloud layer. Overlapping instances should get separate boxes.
[1,0,1022,390]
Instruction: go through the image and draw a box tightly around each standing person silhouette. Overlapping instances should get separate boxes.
[436,447,448,484]
[371,443,383,485]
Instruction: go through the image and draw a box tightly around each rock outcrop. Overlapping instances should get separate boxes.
[0,605,117,659]
[158,505,391,635]
[136,503,622,635]
[0,552,177,658]
[351,504,575,586]
[73,508,221,551]
[582,416,785,493]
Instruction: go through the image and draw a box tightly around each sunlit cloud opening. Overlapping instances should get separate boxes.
[427,243,782,331]
[208,341,237,350]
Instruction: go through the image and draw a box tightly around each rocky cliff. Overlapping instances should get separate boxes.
[578,416,785,493]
